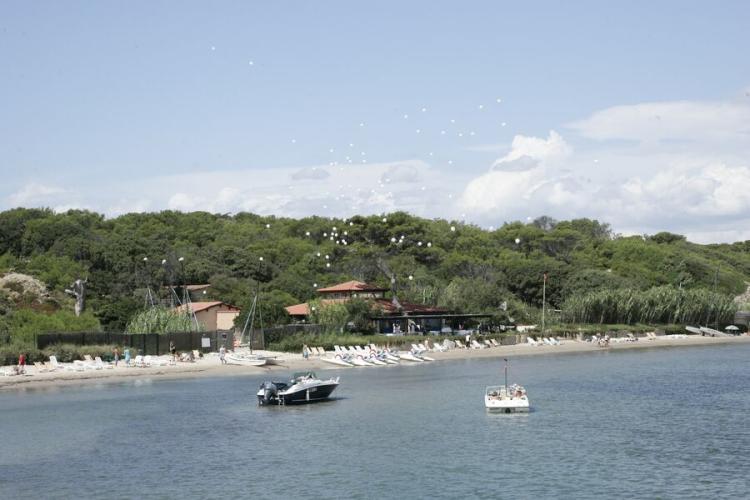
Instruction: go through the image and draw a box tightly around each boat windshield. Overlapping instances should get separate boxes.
[292,371,317,381]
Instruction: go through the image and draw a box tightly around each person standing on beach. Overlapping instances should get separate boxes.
[219,345,227,364]
[169,341,176,362]
[17,352,26,374]
[124,347,131,366]
[302,344,310,360]
[113,347,120,367]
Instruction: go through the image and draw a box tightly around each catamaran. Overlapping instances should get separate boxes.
[484,359,529,413]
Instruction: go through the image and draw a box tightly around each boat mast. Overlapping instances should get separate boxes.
[504,358,508,388]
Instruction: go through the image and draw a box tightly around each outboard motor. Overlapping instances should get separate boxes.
[259,381,278,406]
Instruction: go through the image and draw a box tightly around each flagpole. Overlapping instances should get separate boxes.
[542,273,547,334]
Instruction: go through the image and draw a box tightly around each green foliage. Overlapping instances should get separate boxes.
[562,286,737,325]
[234,289,295,329]
[8,309,101,345]
[308,300,349,333]
[125,306,202,334]
[0,208,748,334]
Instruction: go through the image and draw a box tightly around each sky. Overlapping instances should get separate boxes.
[1,1,749,243]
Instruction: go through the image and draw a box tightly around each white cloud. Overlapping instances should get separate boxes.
[291,167,330,181]
[7,183,65,206]
[568,99,750,146]
[380,163,421,184]
[460,130,580,217]
[492,130,572,168]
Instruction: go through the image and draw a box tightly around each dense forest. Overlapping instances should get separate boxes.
[1,208,749,348]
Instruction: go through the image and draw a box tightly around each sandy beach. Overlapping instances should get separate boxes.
[2,334,749,392]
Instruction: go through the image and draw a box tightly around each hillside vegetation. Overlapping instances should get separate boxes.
[1,208,749,348]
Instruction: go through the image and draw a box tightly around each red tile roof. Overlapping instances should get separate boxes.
[175,301,240,314]
[316,280,388,293]
[285,298,445,316]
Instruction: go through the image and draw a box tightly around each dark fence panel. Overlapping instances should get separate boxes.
[263,324,325,346]
[36,330,237,355]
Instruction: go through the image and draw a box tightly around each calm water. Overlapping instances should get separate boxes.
[2,344,749,499]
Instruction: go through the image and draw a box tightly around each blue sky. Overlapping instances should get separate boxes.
[2,1,749,242]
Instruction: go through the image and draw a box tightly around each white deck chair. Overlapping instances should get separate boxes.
[95,356,114,369]
[483,340,493,348]
[83,354,102,370]
[470,340,484,349]
[490,339,500,347]
[526,337,538,346]
[454,339,466,349]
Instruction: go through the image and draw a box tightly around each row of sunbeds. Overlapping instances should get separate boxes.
[526,336,563,346]
[3,351,203,376]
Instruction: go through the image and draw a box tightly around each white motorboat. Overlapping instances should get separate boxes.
[225,354,267,367]
[485,359,529,413]
[258,372,340,405]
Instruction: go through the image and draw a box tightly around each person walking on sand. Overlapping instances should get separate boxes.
[124,347,131,366]
[302,344,310,360]
[169,341,176,362]
[16,352,26,375]
[113,347,120,367]
[219,345,227,364]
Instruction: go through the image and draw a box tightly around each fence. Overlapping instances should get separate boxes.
[35,330,237,355]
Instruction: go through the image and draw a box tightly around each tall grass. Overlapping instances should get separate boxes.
[562,286,737,325]
[125,306,204,334]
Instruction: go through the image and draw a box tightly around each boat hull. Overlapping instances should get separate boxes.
[226,355,267,367]
[257,382,339,405]
[485,403,529,414]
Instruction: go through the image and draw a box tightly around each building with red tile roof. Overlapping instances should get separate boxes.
[174,301,240,331]
[285,280,456,333]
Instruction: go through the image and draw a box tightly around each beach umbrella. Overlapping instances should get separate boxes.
[725,325,739,331]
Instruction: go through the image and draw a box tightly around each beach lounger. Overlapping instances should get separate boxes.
[33,361,49,373]
[526,337,538,346]
[490,339,500,347]
[483,340,493,348]
[94,356,114,369]
[470,340,485,349]
[49,356,69,371]
[454,339,466,349]
[83,354,102,370]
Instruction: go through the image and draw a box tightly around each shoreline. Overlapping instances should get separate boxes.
[2,335,749,392]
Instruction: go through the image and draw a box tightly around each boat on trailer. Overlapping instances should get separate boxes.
[485,359,529,413]
[257,371,340,406]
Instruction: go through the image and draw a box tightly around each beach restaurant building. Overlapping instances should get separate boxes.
[285,280,485,334]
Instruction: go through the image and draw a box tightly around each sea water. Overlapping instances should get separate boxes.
[1,343,749,499]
